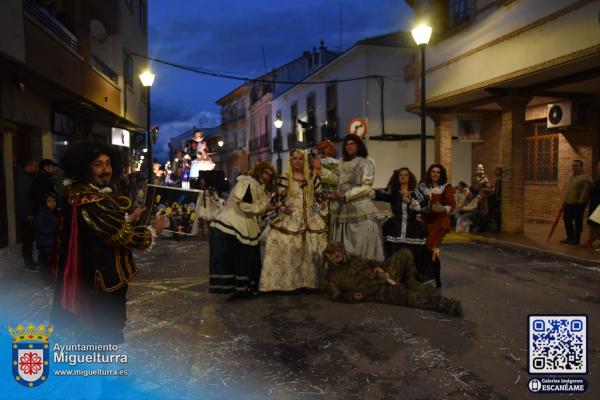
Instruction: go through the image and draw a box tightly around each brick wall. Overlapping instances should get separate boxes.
[434,115,453,181]
[471,114,502,186]
[524,114,598,222]
[471,105,599,224]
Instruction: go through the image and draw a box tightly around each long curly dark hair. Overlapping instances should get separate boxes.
[248,160,277,193]
[387,167,417,194]
[341,134,368,161]
[424,163,448,186]
[60,142,123,184]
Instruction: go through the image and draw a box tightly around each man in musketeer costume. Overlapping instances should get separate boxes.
[51,143,166,343]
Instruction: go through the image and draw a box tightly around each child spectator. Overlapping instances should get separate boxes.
[34,193,60,283]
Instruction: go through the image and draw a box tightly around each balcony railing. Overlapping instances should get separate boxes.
[24,0,78,53]
[305,128,315,145]
[249,135,269,151]
[287,132,297,149]
[249,137,258,151]
[259,134,268,149]
[321,119,339,140]
[91,54,119,85]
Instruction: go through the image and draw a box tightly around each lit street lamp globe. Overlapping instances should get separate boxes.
[139,70,155,87]
[411,24,432,46]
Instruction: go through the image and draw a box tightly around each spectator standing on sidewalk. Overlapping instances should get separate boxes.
[34,193,60,283]
[14,159,38,270]
[561,160,592,246]
[490,167,503,233]
[32,159,59,213]
[584,161,600,250]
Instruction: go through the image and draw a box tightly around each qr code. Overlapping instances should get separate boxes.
[528,315,587,374]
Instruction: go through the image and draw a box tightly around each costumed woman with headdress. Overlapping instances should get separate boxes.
[311,133,384,261]
[259,149,328,292]
[209,161,277,298]
[418,164,456,288]
[315,139,339,194]
[315,139,339,232]
[375,167,431,281]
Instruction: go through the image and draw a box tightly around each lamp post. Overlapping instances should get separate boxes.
[274,113,283,174]
[411,24,432,181]
[139,70,155,181]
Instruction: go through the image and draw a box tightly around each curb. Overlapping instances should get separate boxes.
[444,232,600,268]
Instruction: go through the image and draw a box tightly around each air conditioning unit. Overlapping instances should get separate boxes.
[547,101,574,128]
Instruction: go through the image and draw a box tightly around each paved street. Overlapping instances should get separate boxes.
[1,237,599,399]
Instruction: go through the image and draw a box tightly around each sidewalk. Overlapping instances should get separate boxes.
[445,221,600,267]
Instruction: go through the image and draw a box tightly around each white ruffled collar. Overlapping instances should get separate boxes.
[419,182,448,195]
[88,183,113,193]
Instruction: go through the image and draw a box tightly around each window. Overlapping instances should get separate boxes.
[306,93,316,144]
[264,114,269,136]
[123,51,133,87]
[290,103,298,137]
[238,99,246,119]
[237,130,246,148]
[448,0,472,29]
[139,1,146,31]
[525,122,559,182]
[324,84,338,139]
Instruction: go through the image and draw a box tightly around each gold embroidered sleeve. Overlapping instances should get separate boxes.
[79,199,152,250]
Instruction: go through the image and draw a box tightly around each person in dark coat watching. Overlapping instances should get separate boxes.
[561,160,592,245]
[14,159,38,270]
[32,158,59,214]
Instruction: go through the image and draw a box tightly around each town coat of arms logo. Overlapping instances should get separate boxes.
[9,324,52,388]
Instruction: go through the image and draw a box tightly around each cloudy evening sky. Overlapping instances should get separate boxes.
[149,0,413,161]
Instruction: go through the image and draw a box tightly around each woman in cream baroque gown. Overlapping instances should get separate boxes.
[259,150,328,292]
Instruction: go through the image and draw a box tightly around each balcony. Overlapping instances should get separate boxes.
[249,137,258,151]
[91,54,119,85]
[259,134,268,149]
[304,128,315,145]
[249,135,269,151]
[287,132,297,149]
[321,119,339,141]
[24,0,78,54]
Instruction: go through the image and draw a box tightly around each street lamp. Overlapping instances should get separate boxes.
[139,70,155,181]
[411,23,432,181]
[273,112,283,174]
[274,116,283,129]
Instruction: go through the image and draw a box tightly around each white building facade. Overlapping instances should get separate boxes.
[271,31,472,188]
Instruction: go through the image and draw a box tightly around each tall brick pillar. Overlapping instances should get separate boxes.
[433,114,453,182]
[497,95,530,233]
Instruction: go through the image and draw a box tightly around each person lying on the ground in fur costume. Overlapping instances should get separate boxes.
[321,242,463,317]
